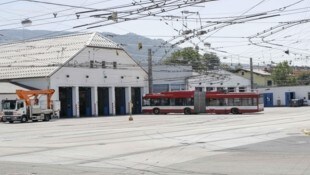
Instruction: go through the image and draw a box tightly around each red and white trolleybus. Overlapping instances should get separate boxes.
[142,91,264,114]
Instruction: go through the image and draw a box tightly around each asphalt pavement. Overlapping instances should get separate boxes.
[0,107,309,175]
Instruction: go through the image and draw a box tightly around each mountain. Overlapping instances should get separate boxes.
[102,32,177,65]
[0,29,177,64]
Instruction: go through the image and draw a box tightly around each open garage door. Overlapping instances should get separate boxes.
[59,87,73,118]
[79,87,92,117]
[131,87,142,114]
[115,87,126,115]
[98,87,109,116]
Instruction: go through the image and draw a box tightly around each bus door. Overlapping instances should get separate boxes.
[194,91,206,113]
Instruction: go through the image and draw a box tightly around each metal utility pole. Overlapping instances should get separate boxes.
[250,57,254,92]
[148,49,153,94]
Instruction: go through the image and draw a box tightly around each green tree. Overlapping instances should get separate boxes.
[297,72,310,85]
[164,47,200,65]
[164,47,221,72]
[202,53,220,70]
[271,61,296,86]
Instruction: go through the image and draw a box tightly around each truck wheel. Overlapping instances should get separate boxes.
[43,114,50,122]
[9,121,14,123]
[21,116,28,123]
[153,108,160,115]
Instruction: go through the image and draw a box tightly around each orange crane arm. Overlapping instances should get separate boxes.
[16,89,55,108]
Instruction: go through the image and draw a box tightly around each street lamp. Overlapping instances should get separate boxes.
[21,19,32,27]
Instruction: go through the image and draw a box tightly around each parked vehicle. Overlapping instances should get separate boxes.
[142,91,264,115]
[290,99,304,107]
[1,89,58,123]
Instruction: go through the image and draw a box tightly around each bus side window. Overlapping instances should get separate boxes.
[234,98,241,106]
[162,98,170,105]
[219,99,225,106]
[189,98,194,105]
[175,98,182,106]
[170,98,175,106]
[151,99,160,106]
[143,99,150,106]
[229,99,232,105]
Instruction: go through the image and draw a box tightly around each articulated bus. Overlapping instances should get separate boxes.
[142,91,264,115]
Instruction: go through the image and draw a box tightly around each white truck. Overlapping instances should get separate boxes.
[1,89,58,123]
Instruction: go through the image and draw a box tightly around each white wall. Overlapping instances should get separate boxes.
[49,47,148,116]
[258,86,310,106]
[11,78,49,90]
[152,65,193,84]
[50,47,147,89]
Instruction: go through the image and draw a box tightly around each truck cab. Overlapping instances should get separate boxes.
[1,99,27,123]
[1,89,57,123]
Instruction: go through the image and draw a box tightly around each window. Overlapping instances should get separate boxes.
[162,98,170,106]
[150,98,170,106]
[239,87,246,92]
[186,98,194,105]
[308,92,310,100]
[227,87,235,92]
[150,99,160,106]
[175,98,185,106]
[17,101,24,109]
[195,87,203,92]
[143,99,151,106]
[206,87,214,92]
[153,84,169,93]
[234,98,241,105]
[228,98,234,106]
[180,84,186,90]
[2,101,16,110]
[241,72,245,76]
[217,87,224,92]
[206,99,220,106]
[267,80,272,86]
[171,84,186,91]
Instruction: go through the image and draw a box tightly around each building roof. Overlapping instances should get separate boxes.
[187,70,250,87]
[0,82,30,94]
[0,32,121,80]
[238,68,271,76]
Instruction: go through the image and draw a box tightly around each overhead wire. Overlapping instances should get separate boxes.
[0,0,309,68]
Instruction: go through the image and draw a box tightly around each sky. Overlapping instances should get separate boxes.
[0,0,310,67]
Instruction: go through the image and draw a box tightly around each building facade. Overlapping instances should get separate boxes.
[0,33,148,117]
[258,86,310,107]
[235,68,273,88]
[151,65,193,93]
[187,70,251,92]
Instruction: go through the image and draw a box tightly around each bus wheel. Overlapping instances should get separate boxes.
[21,116,28,123]
[231,108,239,114]
[184,108,191,115]
[153,108,160,115]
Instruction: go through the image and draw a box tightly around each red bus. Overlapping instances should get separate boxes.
[142,91,264,114]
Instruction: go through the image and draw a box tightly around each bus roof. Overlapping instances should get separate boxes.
[144,91,260,99]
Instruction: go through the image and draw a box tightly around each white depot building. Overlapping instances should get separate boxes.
[0,32,148,117]
[187,70,251,92]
